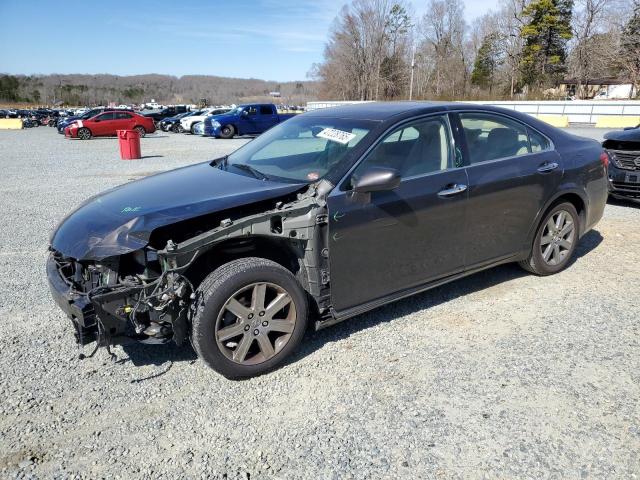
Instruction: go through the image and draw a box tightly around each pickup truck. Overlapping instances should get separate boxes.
[203,103,297,139]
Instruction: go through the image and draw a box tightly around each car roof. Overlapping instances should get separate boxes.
[303,101,539,121]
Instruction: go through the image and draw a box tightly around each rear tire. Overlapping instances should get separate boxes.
[519,202,580,276]
[191,258,308,379]
[77,127,91,140]
[220,124,235,139]
[134,125,146,137]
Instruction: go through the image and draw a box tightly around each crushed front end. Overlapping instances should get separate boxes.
[603,133,640,200]
[46,246,193,351]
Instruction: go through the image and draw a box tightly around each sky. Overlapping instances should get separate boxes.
[0,0,500,82]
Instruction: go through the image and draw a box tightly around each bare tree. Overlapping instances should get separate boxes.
[417,0,468,98]
[569,0,617,97]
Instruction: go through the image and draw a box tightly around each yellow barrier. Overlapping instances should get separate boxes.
[535,114,569,128]
[0,118,23,129]
[595,116,640,129]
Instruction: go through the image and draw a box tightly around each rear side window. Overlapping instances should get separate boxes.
[116,112,132,119]
[460,113,532,164]
[529,129,550,152]
[259,105,273,115]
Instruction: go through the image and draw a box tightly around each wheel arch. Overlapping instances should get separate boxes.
[184,235,305,290]
[526,188,588,249]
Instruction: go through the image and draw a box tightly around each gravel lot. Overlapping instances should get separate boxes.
[1,126,639,479]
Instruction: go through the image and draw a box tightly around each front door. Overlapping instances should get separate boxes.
[91,112,116,136]
[457,112,564,267]
[327,114,468,313]
[239,106,260,134]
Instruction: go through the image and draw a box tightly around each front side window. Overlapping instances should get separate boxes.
[460,113,532,163]
[225,116,374,182]
[352,115,452,180]
[259,106,273,115]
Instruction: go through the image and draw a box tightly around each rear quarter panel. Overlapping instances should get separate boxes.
[552,133,607,235]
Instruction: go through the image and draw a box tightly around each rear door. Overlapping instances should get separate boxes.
[114,112,134,131]
[257,105,279,132]
[327,114,468,312]
[456,111,563,267]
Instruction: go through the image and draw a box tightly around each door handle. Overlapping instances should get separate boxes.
[537,162,559,173]
[438,183,467,198]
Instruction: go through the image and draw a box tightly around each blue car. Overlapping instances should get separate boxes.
[203,103,296,138]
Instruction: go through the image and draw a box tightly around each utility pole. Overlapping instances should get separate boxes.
[409,44,416,101]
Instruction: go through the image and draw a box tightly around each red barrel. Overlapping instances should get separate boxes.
[117,129,141,160]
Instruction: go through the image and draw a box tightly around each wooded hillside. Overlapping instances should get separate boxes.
[0,73,319,106]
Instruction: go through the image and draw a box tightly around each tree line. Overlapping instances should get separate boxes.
[312,0,640,100]
[0,73,318,106]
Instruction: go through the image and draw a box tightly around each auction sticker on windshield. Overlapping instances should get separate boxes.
[317,128,356,145]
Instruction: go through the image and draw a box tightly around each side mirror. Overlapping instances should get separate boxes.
[352,167,401,193]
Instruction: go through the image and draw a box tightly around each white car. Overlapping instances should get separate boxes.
[180,108,230,134]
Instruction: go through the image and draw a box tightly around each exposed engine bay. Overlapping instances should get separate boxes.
[47,180,333,356]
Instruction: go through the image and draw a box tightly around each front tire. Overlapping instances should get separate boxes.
[519,202,580,275]
[191,258,308,379]
[77,127,91,140]
[220,124,235,139]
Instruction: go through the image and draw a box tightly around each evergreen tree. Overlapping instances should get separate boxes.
[520,0,573,88]
[471,33,501,92]
[618,3,640,98]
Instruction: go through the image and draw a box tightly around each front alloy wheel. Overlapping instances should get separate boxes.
[216,282,296,365]
[77,127,91,140]
[192,258,308,378]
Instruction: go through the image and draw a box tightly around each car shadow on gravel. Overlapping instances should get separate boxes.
[113,230,603,375]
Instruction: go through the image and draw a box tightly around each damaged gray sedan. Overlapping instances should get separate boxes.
[47,102,608,378]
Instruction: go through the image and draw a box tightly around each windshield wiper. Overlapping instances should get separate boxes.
[229,163,269,180]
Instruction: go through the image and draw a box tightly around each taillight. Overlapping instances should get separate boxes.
[600,151,609,168]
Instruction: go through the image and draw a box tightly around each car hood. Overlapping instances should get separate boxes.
[603,126,640,142]
[50,161,306,260]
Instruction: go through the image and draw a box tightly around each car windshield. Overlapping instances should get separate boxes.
[225,116,375,182]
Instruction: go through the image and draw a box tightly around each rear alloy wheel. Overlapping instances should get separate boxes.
[192,258,308,379]
[134,126,146,137]
[220,125,235,139]
[77,127,91,140]
[519,202,579,275]
[176,124,185,133]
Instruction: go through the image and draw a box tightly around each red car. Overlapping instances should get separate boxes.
[64,110,156,140]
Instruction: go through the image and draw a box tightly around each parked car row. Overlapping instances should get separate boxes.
[163,104,298,138]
